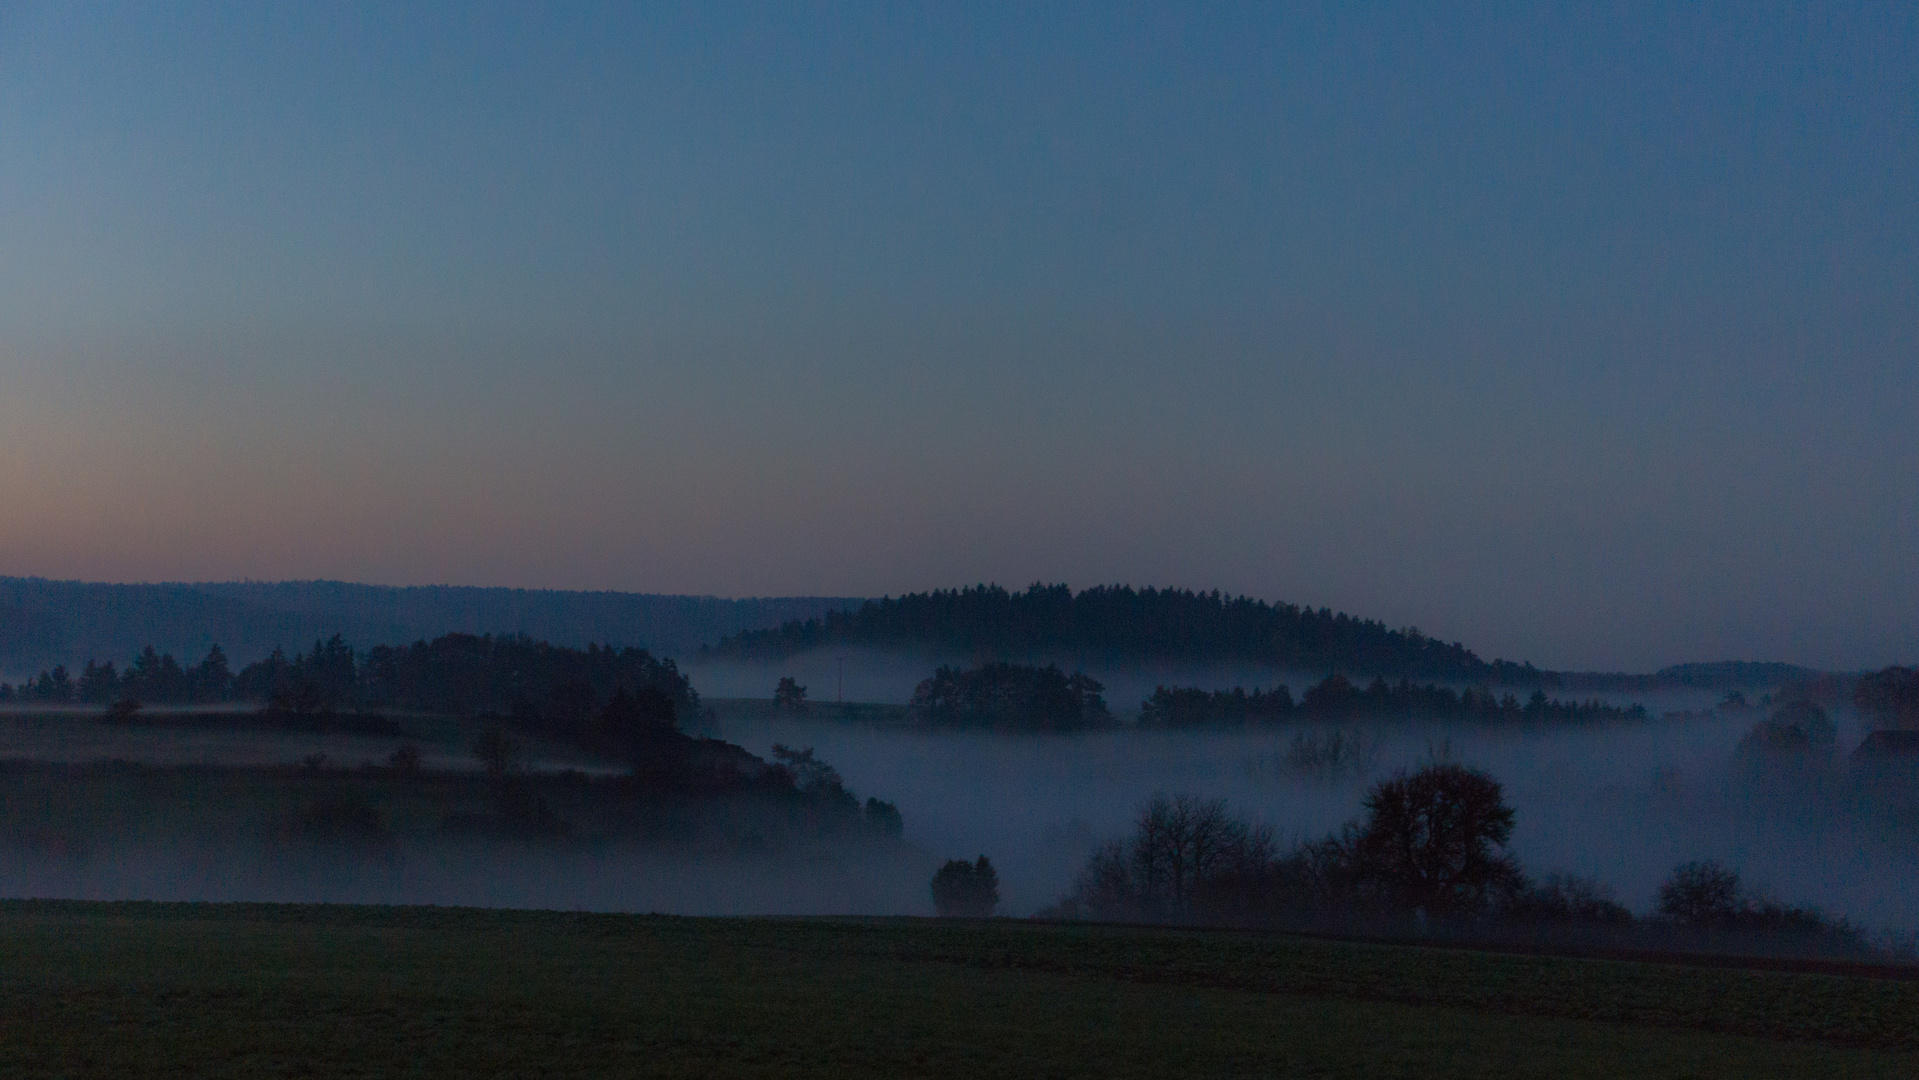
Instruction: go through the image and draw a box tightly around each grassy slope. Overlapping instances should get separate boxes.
[1,902,1915,1079]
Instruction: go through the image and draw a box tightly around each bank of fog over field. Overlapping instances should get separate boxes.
[0,580,1912,939]
[688,588,1912,931]
[709,697,1919,931]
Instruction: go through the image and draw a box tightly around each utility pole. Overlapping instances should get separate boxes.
[837,656,845,704]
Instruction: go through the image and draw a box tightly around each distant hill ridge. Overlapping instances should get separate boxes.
[1558,661,1828,694]
[0,577,1836,690]
[0,577,857,676]
[702,582,1546,683]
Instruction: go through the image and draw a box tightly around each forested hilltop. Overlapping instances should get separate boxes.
[1,578,1844,691]
[702,583,1548,683]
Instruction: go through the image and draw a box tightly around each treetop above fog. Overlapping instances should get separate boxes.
[702,583,1544,681]
[910,662,1111,731]
[1855,666,1919,727]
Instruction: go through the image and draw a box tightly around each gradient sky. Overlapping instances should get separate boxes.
[1,2,1914,671]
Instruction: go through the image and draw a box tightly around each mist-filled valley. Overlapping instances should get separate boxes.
[708,698,1919,931]
[0,586,1912,964]
[691,648,1919,938]
[2,662,1915,952]
[0,710,929,916]
[12,8,1919,1071]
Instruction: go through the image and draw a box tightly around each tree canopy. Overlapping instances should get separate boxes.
[1856,666,1919,727]
[1138,676,1647,727]
[909,662,1111,731]
[703,583,1544,681]
[930,856,1000,918]
[1346,764,1523,917]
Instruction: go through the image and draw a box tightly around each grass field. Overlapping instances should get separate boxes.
[1,901,1916,1078]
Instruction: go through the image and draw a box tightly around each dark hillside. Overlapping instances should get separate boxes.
[703,583,1544,682]
[1653,662,1826,689]
[1561,662,1828,694]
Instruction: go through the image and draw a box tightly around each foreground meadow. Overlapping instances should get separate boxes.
[0,900,1915,1078]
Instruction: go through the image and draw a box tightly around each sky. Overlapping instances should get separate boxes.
[0,2,1914,672]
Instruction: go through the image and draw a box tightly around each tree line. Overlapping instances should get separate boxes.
[1855,666,1919,727]
[2,645,240,706]
[0,632,913,829]
[1,633,707,777]
[1,632,699,718]
[1048,766,1879,958]
[876,662,1647,729]
[909,662,1112,731]
[704,583,1550,682]
[1138,674,1649,727]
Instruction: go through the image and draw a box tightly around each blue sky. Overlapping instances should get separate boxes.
[1,2,1914,670]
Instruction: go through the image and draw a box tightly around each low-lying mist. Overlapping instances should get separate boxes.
[4,651,1912,939]
[713,706,1919,932]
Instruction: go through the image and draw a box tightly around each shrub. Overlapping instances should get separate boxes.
[1064,795,1284,924]
[773,676,808,713]
[1654,860,1873,955]
[1505,873,1634,928]
[931,856,999,917]
[1658,860,1744,926]
[1736,702,1836,759]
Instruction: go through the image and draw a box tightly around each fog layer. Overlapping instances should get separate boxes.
[716,707,1919,931]
[4,674,1911,935]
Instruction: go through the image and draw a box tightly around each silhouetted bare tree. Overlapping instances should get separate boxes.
[1345,764,1523,918]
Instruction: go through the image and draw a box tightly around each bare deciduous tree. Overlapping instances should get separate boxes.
[1345,763,1522,917]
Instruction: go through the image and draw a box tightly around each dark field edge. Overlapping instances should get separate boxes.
[22,897,1908,984]
[820,919,1919,1051]
[1061,916,1919,983]
[6,900,1919,1051]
